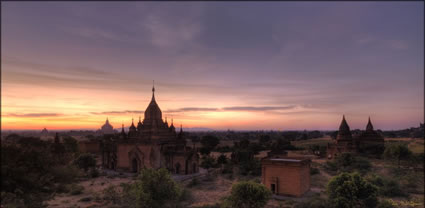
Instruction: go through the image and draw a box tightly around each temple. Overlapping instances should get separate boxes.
[327,115,385,159]
[102,83,199,174]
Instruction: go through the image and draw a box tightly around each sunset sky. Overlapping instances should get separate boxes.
[2,2,424,131]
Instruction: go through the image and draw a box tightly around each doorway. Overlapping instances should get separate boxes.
[271,184,276,194]
[132,158,138,173]
[175,163,181,174]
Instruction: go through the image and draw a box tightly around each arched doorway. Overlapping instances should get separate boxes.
[132,158,138,173]
[175,163,181,174]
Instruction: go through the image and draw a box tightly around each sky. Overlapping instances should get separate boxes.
[1,2,424,131]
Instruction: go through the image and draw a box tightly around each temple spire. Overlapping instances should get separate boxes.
[151,80,155,101]
[180,124,183,133]
[366,116,374,131]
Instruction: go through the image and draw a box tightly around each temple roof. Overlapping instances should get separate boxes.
[337,115,352,140]
[101,117,113,129]
[366,117,374,132]
[144,82,162,122]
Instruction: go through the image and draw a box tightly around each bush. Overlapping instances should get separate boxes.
[221,162,234,174]
[223,181,272,208]
[51,165,82,183]
[327,172,378,208]
[217,154,228,165]
[70,184,84,195]
[366,174,407,197]
[239,159,261,176]
[74,153,96,172]
[121,168,182,208]
[103,185,120,204]
[380,179,406,197]
[310,167,320,175]
[89,168,99,178]
[187,178,200,188]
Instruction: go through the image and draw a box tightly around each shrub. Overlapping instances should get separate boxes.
[239,159,261,176]
[70,184,84,195]
[310,167,320,175]
[217,154,228,165]
[51,165,82,183]
[223,181,272,208]
[121,168,182,208]
[221,162,234,174]
[187,178,200,188]
[74,153,96,172]
[103,185,120,204]
[89,168,99,178]
[327,172,378,208]
[380,179,406,197]
[383,143,412,168]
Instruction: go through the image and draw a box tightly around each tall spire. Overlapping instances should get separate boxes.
[139,116,141,122]
[339,115,351,133]
[180,124,183,133]
[151,80,155,101]
[366,116,374,131]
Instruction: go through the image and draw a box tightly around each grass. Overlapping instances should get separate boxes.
[408,140,424,154]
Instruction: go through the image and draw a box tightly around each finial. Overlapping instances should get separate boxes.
[139,116,141,122]
[152,80,155,93]
[132,117,134,124]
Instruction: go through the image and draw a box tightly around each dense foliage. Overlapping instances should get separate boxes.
[200,135,220,155]
[1,136,82,207]
[117,168,183,208]
[383,143,412,168]
[73,153,97,172]
[223,181,272,208]
[327,172,378,208]
[325,153,371,174]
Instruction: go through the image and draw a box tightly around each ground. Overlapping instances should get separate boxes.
[46,137,424,208]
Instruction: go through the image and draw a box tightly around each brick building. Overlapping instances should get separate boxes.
[261,157,311,197]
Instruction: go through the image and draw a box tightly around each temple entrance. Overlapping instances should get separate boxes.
[271,184,276,194]
[132,158,138,173]
[192,163,197,173]
[175,163,181,174]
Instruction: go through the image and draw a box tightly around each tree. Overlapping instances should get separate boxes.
[200,155,216,170]
[217,154,228,165]
[200,135,220,155]
[62,136,79,153]
[123,168,182,208]
[74,153,96,172]
[327,172,378,208]
[383,143,412,168]
[224,181,272,208]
